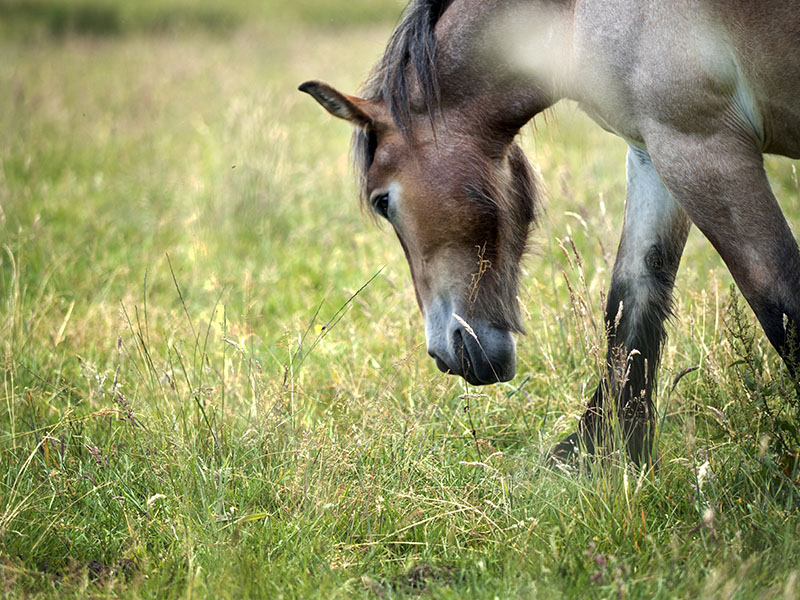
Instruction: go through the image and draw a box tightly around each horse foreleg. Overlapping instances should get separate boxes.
[552,146,690,465]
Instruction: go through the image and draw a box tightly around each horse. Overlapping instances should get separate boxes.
[299,0,800,464]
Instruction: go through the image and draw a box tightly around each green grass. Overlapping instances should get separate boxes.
[0,0,406,36]
[2,1,800,598]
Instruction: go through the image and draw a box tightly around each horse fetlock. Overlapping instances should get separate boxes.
[572,372,655,464]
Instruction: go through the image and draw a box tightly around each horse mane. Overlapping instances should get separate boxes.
[353,0,454,204]
[369,0,453,128]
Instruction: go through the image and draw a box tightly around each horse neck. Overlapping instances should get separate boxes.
[435,0,576,134]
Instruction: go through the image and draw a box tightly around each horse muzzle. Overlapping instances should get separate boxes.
[424,301,516,385]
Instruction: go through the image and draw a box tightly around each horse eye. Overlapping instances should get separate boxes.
[371,192,390,219]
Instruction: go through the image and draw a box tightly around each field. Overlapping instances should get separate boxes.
[2,1,800,598]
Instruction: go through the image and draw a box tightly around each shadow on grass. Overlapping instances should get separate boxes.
[0,0,241,37]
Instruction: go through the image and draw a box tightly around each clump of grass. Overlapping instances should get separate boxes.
[699,286,800,489]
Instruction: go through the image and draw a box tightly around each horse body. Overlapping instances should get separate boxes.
[568,0,800,156]
[300,0,800,462]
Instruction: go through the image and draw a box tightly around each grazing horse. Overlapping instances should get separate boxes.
[300,0,800,464]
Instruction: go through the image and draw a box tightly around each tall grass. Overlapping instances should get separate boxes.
[1,1,799,598]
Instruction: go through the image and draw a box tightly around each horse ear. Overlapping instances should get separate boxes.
[298,80,372,127]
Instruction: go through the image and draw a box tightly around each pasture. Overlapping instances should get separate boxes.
[1,1,799,597]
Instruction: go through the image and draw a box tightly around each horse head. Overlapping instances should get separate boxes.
[299,79,540,384]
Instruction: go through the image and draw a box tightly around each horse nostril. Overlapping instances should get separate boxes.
[452,326,467,353]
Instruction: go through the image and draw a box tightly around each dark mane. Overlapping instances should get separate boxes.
[370,0,453,129]
[353,0,454,203]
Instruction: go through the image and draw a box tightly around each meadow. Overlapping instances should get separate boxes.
[1,1,799,597]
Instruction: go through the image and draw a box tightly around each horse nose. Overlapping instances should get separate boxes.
[423,301,469,377]
[451,321,466,348]
[450,321,473,363]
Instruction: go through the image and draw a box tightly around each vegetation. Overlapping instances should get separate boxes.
[1,1,798,597]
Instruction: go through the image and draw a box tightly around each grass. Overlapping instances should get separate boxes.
[0,0,406,36]
[1,1,800,598]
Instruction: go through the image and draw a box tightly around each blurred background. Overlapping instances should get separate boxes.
[0,0,640,413]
